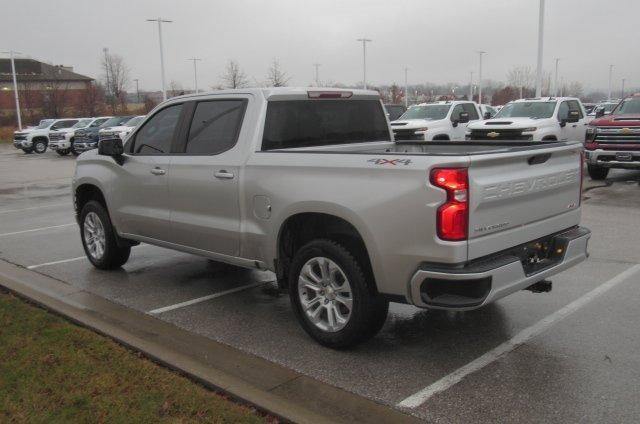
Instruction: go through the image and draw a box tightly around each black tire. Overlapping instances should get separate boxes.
[71,139,80,156]
[79,200,131,269]
[22,148,34,154]
[33,139,48,154]
[587,164,609,180]
[56,149,70,156]
[289,239,388,348]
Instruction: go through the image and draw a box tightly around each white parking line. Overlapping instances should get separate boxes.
[148,281,271,315]
[397,264,640,409]
[0,223,75,237]
[0,202,69,214]
[27,256,86,269]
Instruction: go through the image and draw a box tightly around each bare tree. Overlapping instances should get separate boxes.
[77,82,105,117]
[507,66,535,98]
[220,60,249,89]
[266,58,290,87]
[167,80,184,98]
[102,51,129,113]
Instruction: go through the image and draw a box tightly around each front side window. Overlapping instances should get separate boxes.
[450,104,465,121]
[55,120,78,129]
[262,100,389,151]
[461,103,480,120]
[132,104,183,155]
[557,102,570,121]
[185,100,246,154]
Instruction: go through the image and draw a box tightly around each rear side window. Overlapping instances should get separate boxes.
[132,104,183,155]
[185,100,246,155]
[262,100,390,151]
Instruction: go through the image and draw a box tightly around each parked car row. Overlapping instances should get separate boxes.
[13,115,144,156]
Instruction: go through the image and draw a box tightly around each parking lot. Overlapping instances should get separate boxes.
[1,144,639,422]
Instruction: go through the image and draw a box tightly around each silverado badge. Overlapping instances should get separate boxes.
[487,131,500,138]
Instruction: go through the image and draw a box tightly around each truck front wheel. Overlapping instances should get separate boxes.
[289,239,388,348]
[33,139,47,154]
[587,164,609,180]
[80,200,131,269]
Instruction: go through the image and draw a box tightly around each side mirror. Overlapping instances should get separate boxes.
[595,107,605,118]
[98,137,124,157]
[457,112,470,124]
[483,111,492,119]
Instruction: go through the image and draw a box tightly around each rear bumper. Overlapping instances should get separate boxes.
[585,148,640,168]
[408,227,591,310]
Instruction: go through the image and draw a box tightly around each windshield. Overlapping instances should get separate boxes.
[613,98,640,114]
[99,116,133,128]
[603,103,618,112]
[494,101,557,119]
[124,116,144,127]
[90,118,110,127]
[72,119,93,129]
[398,104,451,121]
[36,119,55,129]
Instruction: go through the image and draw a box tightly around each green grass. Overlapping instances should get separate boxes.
[0,291,269,423]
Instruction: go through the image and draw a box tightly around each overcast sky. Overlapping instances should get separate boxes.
[3,0,638,93]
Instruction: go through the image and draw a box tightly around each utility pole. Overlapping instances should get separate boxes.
[535,0,545,97]
[313,63,321,87]
[133,78,140,102]
[1,50,22,130]
[357,38,372,89]
[469,71,474,101]
[477,51,486,104]
[103,47,110,98]
[553,58,560,97]
[404,67,409,107]
[187,58,202,93]
[621,78,626,99]
[147,17,173,101]
[607,65,614,101]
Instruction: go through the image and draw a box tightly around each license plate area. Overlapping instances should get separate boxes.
[515,236,565,276]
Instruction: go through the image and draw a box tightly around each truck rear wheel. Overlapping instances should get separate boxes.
[587,164,609,180]
[80,200,131,269]
[289,239,388,348]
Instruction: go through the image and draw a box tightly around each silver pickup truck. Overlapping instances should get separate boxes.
[72,88,590,347]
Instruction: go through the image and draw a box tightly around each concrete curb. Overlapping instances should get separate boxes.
[0,259,421,424]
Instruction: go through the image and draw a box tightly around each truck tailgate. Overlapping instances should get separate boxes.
[467,143,583,260]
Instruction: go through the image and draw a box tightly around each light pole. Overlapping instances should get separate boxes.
[477,51,486,105]
[357,38,372,89]
[607,64,614,101]
[469,71,474,101]
[147,17,173,101]
[404,67,409,107]
[187,58,202,93]
[103,47,110,98]
[133,78,140,103]
[553,58,560,97]
[621,78,626,99]
[535,0,545,97]
[313,63,321,87]
[1,50,22,130]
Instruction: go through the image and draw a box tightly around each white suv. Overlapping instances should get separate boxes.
[390,101,482,141]
[467,97,588,142]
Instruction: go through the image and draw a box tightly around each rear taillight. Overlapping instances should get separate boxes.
[430,168,469,241]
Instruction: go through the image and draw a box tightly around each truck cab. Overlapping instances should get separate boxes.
[467,97,588,142]
[390,100,482,141]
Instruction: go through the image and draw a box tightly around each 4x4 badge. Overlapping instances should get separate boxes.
[367,158,412,166]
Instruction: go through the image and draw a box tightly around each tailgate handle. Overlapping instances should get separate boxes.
[528,153,551,165]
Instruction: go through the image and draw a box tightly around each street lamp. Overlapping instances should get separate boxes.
[477,51,486,104]
[404,67,409,107]
[187,58,202,93]
[553,58,561,97]
[357,38,372,89]
[607,64,614,101]
[313,63,321,87]
[469,71,474,101]
[147,17,173,101]
[1,50,22,130]
[133,78,140,103]
[621,78,626,99]
[535,0,545,97]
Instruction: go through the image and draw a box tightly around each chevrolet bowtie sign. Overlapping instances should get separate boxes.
[487,131,500,138]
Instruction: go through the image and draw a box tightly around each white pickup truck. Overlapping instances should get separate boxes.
[73,88,590,347]
[390,100,483,141]
[13,118,79,154]
[467,97,588,142]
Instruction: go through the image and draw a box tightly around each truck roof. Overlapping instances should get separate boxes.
[512,97,580,103]
[167,87,380,102]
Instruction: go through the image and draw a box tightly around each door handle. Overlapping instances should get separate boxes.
[150,167,166,176]
[214,170,235,179]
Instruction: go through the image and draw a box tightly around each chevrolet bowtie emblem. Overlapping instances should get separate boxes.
[487,131,500,138]
[621,127,632,134]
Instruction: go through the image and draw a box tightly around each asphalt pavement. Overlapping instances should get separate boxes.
[1,143,639,423]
